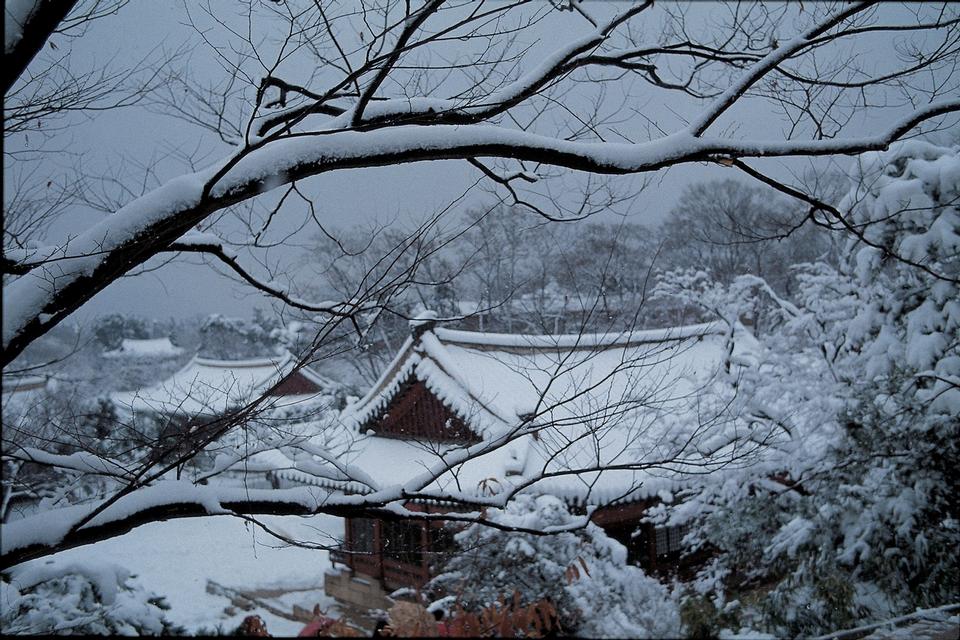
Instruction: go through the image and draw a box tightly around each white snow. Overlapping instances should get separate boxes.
[102,337,184,359]
[0,482,336,556]
[324,321,759,507]
[175,230,224,246]
[111,351,320,416]
[433,321,725,349]
[345,321,734,436]
[11,447,134,479]
[9,514,343,636]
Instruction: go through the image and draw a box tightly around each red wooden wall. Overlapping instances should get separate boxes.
[267,371,323,396]
[339,502,458,590]
[367,379,480,443]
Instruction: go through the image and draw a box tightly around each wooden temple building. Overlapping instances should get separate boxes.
[271,316,756,611]
[112,351,337,419]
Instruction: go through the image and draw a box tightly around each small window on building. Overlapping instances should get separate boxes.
[653,523,691,556]
[351,518,375,553]
[426,524,458,567]
[382,520,425,566]
[430,525,456,554]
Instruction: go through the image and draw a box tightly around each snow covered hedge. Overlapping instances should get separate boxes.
[430,494,681,638]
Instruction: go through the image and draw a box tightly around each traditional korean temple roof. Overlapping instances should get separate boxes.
[274,319,760,508]
[1,374,48,415]
[1,375,47,395]
[102,337,184,359]
[112,351,338,417]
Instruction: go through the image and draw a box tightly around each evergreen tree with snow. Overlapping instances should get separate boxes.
[656,141,960,636]
[430,494,681,638]
[0,566,182,636]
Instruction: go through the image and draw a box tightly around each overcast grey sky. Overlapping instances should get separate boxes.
[6,1,952,323]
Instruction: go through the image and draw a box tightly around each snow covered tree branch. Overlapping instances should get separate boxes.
[4,1,959,365]
[3,0,79,95]
[2,304,762,570]
[2,10,959,624]
[164,238,366,316]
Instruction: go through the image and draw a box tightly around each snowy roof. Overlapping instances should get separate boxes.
[344,321,745,436]
[102,337,184,359]
[272,433,528,499]
[1,375,47,395]
[112,352,335,417]
[280,321,758,506]
[1,375,49,425]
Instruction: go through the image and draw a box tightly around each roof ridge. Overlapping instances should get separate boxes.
[431,321,725,350]
[417,332,518,427]
[193,352,290,368]
[343,336,416,418]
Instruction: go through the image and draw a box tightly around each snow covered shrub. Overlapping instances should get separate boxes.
[430,494,680,638]
[659,141,960,636]
[678,593,742,640]
[0,564,181,635]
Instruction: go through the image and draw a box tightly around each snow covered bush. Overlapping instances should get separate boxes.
[657,141,960,636]
[0,563,181,635]
[2,387,130,519]
[430,494,680,638]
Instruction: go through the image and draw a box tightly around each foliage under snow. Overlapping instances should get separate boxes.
[0,563,181,636]
[430,494,681,638]
[656,140,959,637]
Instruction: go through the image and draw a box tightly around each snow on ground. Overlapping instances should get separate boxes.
[13,514,344,636]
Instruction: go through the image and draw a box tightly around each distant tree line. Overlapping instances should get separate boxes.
[297,178,838,383]
[12,176,841,390]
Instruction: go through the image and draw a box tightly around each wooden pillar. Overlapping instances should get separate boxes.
[420,519,430,582]
[374,519,385,581]
[645,522,658,571]
[344,518,353,570]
